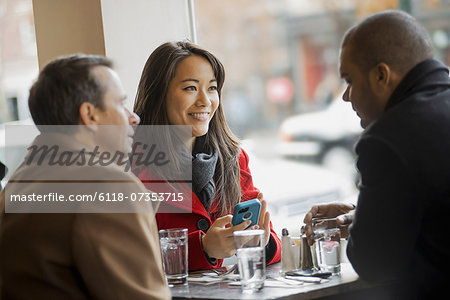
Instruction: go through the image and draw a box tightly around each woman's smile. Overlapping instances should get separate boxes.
[188,111,210,121]
[166,55,219,138]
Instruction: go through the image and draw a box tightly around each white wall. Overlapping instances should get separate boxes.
[100,0,192,108]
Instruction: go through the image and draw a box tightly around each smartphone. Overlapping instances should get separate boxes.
[285,270,332,279]
[232,199,261,227]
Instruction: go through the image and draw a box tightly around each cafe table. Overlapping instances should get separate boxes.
[170,262,371,300]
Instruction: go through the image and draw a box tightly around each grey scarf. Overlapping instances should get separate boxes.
[192,137,218,212]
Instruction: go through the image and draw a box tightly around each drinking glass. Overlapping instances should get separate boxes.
[312,218,341,274]
[233,229,265,293]
[159,228,188,285]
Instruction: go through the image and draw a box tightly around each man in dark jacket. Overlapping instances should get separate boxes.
[304,10,450,299]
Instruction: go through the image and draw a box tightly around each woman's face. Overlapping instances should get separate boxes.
[166,55,219,137]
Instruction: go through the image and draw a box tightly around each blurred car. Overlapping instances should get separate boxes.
[245,147,357,237]
[277,95,363,183]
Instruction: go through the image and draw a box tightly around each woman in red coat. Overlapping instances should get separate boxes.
[133,41,281,271]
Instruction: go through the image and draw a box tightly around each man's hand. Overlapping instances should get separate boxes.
[303,202,355,245]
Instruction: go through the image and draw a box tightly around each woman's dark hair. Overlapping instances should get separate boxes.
[29,54,112,126]
[134,41,241,215]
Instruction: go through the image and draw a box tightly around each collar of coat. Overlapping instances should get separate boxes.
[385,59,450,112]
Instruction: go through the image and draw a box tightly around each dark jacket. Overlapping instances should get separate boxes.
[347,59,450,299]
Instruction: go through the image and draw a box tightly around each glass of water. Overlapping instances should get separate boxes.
[233,229,265,293]
[312,218,341,274]
[158,228,188,285]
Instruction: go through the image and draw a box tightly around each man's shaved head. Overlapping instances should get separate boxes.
[341,10,434,76]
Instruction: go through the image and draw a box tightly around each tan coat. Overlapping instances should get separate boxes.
[0,133,171,299]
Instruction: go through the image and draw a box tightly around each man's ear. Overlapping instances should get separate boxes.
[370,63,391,89]
[79,102,99,125]
[370,62,403,97]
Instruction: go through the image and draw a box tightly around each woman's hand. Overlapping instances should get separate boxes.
[257,193,271,246]
[201,215,251,259]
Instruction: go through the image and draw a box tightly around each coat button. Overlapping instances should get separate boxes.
[197,218,209,231]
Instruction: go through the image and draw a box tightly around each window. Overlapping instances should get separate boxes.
[0,0,38,124]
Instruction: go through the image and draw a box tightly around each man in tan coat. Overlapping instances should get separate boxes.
[0,55,171,299]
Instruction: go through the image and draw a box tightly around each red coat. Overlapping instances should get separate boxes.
[138,149,281,271]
